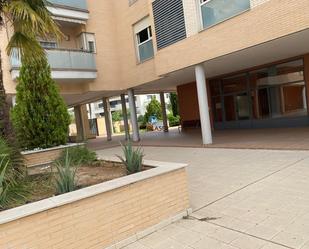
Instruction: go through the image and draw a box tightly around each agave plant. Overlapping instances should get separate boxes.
[117,142,144,174]
[54,150,77,194]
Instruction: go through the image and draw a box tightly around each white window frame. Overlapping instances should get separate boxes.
[133,17,154,63]
[136,26,153,61]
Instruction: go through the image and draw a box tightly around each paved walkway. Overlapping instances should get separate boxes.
[97,147,309,249]
[88,127,309,151]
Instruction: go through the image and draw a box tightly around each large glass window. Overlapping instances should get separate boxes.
[210,59,307,125]
[250,59,305,119]
[200,0,250,29]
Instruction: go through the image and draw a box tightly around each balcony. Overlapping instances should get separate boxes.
[47,0,89,23]
[48,0,87,10]
[11,49,97,81]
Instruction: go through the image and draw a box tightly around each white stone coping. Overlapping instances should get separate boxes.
[21,143,85,155]
[0,157,187,225]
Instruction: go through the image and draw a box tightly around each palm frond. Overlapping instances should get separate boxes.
[3,0,63,61]
[6,31,45,61]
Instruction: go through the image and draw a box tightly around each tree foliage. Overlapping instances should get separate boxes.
[170,93,179,116]
[0,0,62,138]
[11,57,70,150]
[144,97,162,123]
[112,110,123,122]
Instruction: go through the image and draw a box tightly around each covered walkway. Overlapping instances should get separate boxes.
[87,126,309,151]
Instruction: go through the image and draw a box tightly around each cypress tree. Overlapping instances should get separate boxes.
[11,57,70,150]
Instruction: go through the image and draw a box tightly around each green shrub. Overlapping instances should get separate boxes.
[137,115,145,123]
[144,97,162,124]
[112,111,123,122]
[0,138,28,210]
[55,150,77,194]
[58,146,97,166]
[11,57,71,150]
[170,93,179,116]
[168,114,180,127]
[117,142,144,174]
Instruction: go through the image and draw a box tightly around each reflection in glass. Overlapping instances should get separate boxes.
[201,0,250,29]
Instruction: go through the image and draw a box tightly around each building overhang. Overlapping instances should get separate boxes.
[134,28,309,93]
[48,6,89,23]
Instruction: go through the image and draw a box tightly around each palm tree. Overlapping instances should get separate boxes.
[0,0,62,138]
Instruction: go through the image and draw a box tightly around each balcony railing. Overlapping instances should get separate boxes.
[201,0,250,29]
[11,48,96,72]
[48,0,87,10]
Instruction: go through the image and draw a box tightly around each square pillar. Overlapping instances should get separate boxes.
[304,54,309,114]
[102,97,112,141]
[121,94,130,140]
[74,105,89,142]
[128,89,140,142]
[160,92,169,132]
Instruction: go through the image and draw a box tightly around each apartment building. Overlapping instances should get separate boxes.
[1,0,309,144]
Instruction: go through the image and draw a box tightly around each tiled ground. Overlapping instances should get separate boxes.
[97,147,309,249]
[88,127,309,151]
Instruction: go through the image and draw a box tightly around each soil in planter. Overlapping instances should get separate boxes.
[20,161,151,207]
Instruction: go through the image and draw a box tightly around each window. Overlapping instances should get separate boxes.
[136,26,154,62]
[88,41,95,53]
[199,0,250,29]
[134,17,154,63]
[78,32,96,53]
[40,41,57,49]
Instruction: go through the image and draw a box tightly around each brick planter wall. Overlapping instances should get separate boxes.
[22,143,84,167]
[0,159,190,249]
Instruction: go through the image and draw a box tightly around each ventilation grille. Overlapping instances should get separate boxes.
[152,0,187,50]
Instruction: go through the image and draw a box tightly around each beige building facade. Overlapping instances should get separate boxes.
[1,0,309,143]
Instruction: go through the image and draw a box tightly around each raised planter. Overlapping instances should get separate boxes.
[0,157,190,249]
[22,143,84,168]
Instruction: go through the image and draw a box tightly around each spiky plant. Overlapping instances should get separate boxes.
[0,138,28,210]
[117,142,144,174]
[54,150,77,194]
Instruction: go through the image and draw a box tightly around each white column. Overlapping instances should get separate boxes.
[195,64,212,145]
[121,94,130,140]
[102,97,112,141]
[128,89,140,142]
[160,92,169,132]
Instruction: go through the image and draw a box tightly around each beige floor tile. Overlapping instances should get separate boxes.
[207,227,241,244]
[271,231,309,249]
[191,236,228,249]
[152,238,190,249]
[121,241,151,249]
[231,234,267,249]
